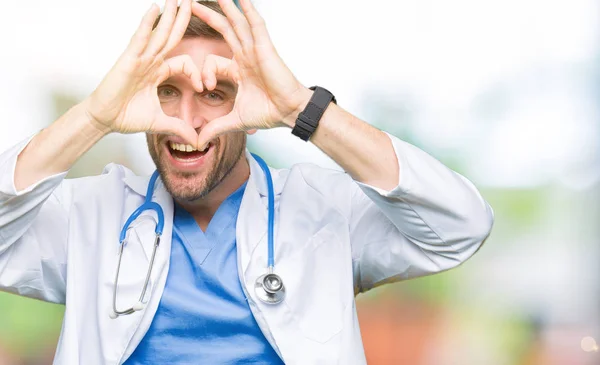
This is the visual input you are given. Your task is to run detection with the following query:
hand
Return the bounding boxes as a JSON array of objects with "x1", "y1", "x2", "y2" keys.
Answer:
[
  {"x1": 84, "y1": 0, "x2": 204, "y2": 147},
  {"x1": 191, "y1": 0, "x2": 311, "y2": 149}
]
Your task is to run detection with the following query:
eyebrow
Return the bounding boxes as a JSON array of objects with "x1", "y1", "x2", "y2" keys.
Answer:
[{"x1": 214, "y1": 79, "x2": 237, "y2": 94}]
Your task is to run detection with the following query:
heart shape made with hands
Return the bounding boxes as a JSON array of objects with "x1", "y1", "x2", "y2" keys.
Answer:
[{"x1": 87, "y1": 0, "x2": 306, "y2": 152}]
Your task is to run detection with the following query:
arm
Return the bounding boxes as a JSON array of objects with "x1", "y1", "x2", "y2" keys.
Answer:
[
  {"x1": 1, "y1": 0, "x2": 201, "y2": 301},
  {"x1": 277, "y1": 86, "x2": 492, "y2": 292},
  {"x1": 16, "y1": 0, "x2": 200, "y2": 191},
  {"x1": 0, "y1": 138, "x2": 71, "y2": 302},
  {"x1": 278, "y1": 90, "x2": 492, "y2": 290},
  {"x1": 347, "y1": 134, "x2": 493, "y2": 293},
  {"x1": 187, "y1": 1, "x2": 392, "y2": 192},
  {"x1": 14, "y1": 103, "x2": 107, "y2": 191},
  {"x1": 287, "y1": 92, "x2": 492, "y2": 291},
  {"x1": 281, "y1": 89, "x2": 399, "y2": 191},
  {"x1": 191, "y1": 0, "x2": 493, "y2": 292}
]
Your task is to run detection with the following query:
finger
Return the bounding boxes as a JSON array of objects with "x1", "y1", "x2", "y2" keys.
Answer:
[
  {"x1": 152, "y1": 115, "x2": 199, "y2": 147},
  {"x1": 191, "y1": 2, "x2": 243, "y2": 54},
  {"x1": 157, "y1": 55, "x2": 204, "y2": 92},
  {"x1": 126, "y1": 4, "x2": 161, "y2": 56},
  {"x1": 161, "y1": 0, "x2": 193, "y2": 55},
  {"x1": 197, "y1": 112, "x2": 241, "y2": 150},
  {"x1": 217, "y1": 0, "x2": 254, "y2": 50},
  {"x1": 146, "y1": 0, "x2": 178, "y2": 56},
  {"x1": 239, "y1": 0, "x2": 273, "y2": 48},
  {"x1": 201, "y1": 55, "x2": 236, "y2": 91}
]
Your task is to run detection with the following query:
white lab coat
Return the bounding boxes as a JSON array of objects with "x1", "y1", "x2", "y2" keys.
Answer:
[{"x1": 0, "y1": 133, "x2": 493, "y2": 364}]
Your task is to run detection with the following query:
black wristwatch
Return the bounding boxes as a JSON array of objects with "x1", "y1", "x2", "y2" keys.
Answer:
[{"x1": 291, "y1": 86, "x2": 337, "y2": 141}]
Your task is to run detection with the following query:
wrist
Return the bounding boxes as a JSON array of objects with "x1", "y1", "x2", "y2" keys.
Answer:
[
  {"x1": 281, "y1": 87, "x2": 313, "y2": 129},
  {"x1": 79, "y1": 98, "x2": 113, "y2": 137},
  {"x1": 288, "y1": 86, "x2": 337, "y2": 142}
]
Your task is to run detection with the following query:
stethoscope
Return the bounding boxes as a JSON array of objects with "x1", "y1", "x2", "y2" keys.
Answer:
[{"x1": 111, "y1": 154, "x2": 285, "y2": 319}]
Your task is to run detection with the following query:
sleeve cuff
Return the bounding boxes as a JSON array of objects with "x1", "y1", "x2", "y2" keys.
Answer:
[{"x1": 0, "y1": 135, "x2": 68, "y2": 197}]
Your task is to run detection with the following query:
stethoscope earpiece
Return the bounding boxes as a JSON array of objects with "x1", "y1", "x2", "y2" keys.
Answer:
[{"x1": 132, "y1": 301, "x2": 145, "y2": 312}]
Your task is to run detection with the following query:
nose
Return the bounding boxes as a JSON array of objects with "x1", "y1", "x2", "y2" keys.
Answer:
[{"x1": 176, "y1": 96, "x2": 207, "y2": 130}]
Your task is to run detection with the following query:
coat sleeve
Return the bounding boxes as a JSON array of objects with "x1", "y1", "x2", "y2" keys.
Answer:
[
  {"x1": 350, "y1": 133, "x2": 494, "y2": 294},
  {"x1": 0, "y1": 137, "x2": 70, "y2": 303}
]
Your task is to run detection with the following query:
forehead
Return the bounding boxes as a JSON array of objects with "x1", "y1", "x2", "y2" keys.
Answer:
[{"x1": 166, "y1": 37, "x2": 233, "y2": 64}]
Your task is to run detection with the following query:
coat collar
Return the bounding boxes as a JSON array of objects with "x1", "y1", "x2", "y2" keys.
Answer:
[
  {"x1": 245, "y1": 150, "x2": 285, "y2": 198},
  {"x1": 122, "y1": 149, "x2": 285, "y2": 200}
]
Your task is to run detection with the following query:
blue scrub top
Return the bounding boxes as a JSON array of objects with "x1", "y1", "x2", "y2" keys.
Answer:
[{"x1": 125, "y1": 182, "x2": 284, "y2": 364}]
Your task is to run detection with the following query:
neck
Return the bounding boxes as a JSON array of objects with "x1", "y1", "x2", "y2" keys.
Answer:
[{"x1": 176, "y1": 153, "x2": 250, "y2": 231}]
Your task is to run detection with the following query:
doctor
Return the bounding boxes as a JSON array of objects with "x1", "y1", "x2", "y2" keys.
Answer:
[{"x1": 0, "y1": 0, "x2": 493, "y2": 363}]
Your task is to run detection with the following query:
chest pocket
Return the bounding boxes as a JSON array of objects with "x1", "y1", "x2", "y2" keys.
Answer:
[{"x1": 278, "y1": 223, "x2": 353, "y2": 344}]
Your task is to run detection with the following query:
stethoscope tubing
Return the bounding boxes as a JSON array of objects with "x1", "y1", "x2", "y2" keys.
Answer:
[
  {"x1": 112, "y1": 154, "x2": 282, "y2": 318},
  {"x1": 251, "y1": 153, "x2": 275, "y2": 269}
]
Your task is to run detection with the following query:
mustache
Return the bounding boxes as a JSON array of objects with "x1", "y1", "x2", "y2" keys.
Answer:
[{"x1": 155, "y1": 132, "x2": 220, "y2": 150}]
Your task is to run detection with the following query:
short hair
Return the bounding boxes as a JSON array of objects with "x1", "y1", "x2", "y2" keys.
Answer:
[{"x1": 153, "y1": 1, "x2": 225, "y2": 40}]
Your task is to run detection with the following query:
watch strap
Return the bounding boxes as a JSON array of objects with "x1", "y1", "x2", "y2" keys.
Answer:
[{"x1": 291, "y1": 86, "x2": 336, "y2": 141}]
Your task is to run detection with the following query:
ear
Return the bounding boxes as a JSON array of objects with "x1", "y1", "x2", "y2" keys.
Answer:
[{"x1": 246, "y1": 129, "x2": 257, "y2": 135}]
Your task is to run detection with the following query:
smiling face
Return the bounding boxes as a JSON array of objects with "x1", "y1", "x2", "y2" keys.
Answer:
[{"x1": 146, "y1": 36, "x2": 247, "y2": 202}]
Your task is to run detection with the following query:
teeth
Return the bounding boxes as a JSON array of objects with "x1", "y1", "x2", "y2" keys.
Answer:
[{"x1": 169, "y1": 142, "x2": 197, "y2": 152}]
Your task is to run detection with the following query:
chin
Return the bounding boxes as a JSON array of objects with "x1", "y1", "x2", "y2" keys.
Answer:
[{"x1": 160, "y1": 164, "x2": 214, "y2": 202}]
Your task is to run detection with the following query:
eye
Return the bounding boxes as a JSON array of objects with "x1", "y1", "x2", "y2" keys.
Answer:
[
  {"x1": 201, "y1": 91, "x2": 227, "y2": 106},
  {"x1": 157, "y1": 86, "x2": 179, "y2": 99},
  {"x1": 204, "y1": 92, "x2": 223, "y2": 101}
]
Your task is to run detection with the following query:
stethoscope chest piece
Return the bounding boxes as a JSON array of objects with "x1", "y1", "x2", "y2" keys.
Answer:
[{"x1": 255, "y1": 272, "x2": 286, "y2": 305}]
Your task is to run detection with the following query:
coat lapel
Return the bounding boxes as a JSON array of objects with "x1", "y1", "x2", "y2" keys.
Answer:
[
  {"x1": 118, "y1": 172, "x2": 174, "y2": 362},
  {"x1": 122, "y1": 173, "x2": 173, "y2": 266}
]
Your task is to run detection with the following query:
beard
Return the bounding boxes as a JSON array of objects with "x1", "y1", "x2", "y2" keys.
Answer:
[{"x1": 146, "y1": 132, "x2": 246, "y2": 202}]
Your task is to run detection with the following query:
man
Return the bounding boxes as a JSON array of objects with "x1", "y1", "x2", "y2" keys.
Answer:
[{"x1": 0, "y1": 0, "x2": 493, "y2": 363}]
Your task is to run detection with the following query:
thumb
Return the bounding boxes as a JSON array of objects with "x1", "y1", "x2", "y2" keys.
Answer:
[
  {"x1": 197, "y1": 111, "x2": 241, "y2": 150},
  {"x1": 151, "y1": 114, "x2": 199, "y2": 147}
]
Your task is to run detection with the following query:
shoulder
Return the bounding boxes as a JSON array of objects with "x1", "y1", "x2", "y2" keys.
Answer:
[
  {"x1": 63, "y1": 163, "x2": 143, "y2": 197},
  {"x1": 67, "y1": 163, "x2": 136, "y2": 184},
  {"x1": 281, "y1": 162, "x2": 358, "y2": 216},
  {"x1": 288, "y1": 162, "x2": 354, "y2": 191}
]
